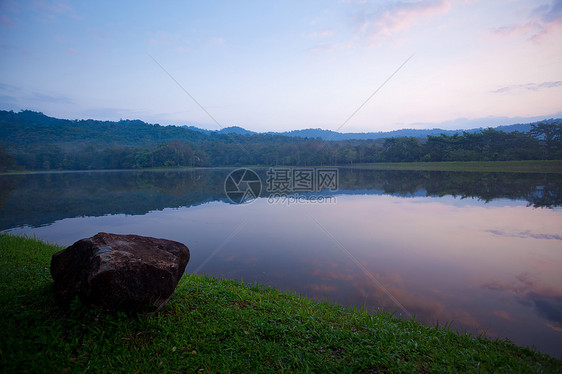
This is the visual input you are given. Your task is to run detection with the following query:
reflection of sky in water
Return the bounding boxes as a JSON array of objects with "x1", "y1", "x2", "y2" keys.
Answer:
[{"x1": 6, "y1": 194, "x2": 562, "y2": 358}]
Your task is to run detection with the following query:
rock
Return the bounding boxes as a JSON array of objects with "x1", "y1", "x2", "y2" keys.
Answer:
[{"x1": 50, "y1": 232, "x2": 190, "y2": 313}]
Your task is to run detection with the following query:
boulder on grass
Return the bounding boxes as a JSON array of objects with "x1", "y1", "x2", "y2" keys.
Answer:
[{"x1": 50, "y1": 232, "x2": 190, "y2": 313}]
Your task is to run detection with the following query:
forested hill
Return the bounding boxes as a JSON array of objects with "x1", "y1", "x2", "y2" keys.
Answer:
[
  {"x1": 0, "y1": 110, "x2": 209, "y2": 148},
  {"x1": 190, "y1": 120, "x2": 555, "y2": 140},
  {"x1": 1, "y1": 110, "x2": 558, "y2": 147},
  {"x1": 0, "y1": 110, "x2": 560, "y2": 171},
  {"x1": 277, "y1": 122, "x2": 545, "y2": 140}
]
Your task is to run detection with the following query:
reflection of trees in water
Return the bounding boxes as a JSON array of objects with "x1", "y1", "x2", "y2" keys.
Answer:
[
  {"x1": 0, "y1": 177, "x2": 17, "y2": 212},
  {"x1": 525, "y1": 179, "x2": 562, "y2": 208},
  {"x1": 0, "y1": 170, "x2": 229, "y2": 230},
  {"x1": 338, "y1": 170, "x2": 562, "y2": 208},
  {"x1": 0, "y1": 169, "x2": 560, "y2": 229}
]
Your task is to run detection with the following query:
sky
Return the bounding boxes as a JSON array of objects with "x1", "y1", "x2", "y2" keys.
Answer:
[{"x1": 0, "y1": 0, "x2": 561, "y2": 133}]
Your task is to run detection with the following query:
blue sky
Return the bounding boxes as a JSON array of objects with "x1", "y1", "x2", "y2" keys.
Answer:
[{"x1": 0, "y1": 0, "x2": 561, "y2": 132}]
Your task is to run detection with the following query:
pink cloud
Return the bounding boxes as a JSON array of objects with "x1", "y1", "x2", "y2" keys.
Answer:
[
  {"x1": 209, "y1": 37, "x2": 226, "y2": 46},
  {"x1": 90, "y1": 29, "x2": 113, "y2": 41},
  {"x1": 357, "y1": 0, "x2": 452, "y2": 40},
  {"x1": 147, "y1": 31, "x2": 190, "y2": 51},
  {"x1": 546, "y1": 322, "x2": 562, "y2": 332},
  {"x1": 492, "y1": 0, "x2": 562, "y2": 40},
  {"x1": 31, "y1": 0, "x2": 78, "y2": 20},
  {"x1": 492, "y1": 310, "x2": 520, "y2": 323},
  {"x1": 482, "y1": 272, "x2": 562, "y2": 329},
  {"x1": 485, "y1": 226, "x2": 562, "y2": 238},
  {"x1": 308, "y1": 283, "x2": 339, "y2": 293},
  {"x1": 493, "y1": 22, "x2": 538, "y2": 38},
  {"x1": 307, "y1": 42, "x2": 354, "y2": 54},
  {"x1": 306, "y1": 30, "x2": 336, "y2": 39},
  {"x1": 0, "y1": 14, "x2": 16, "y2": 27}
]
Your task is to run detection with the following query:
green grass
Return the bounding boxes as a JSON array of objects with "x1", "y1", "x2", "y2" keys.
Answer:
[
  {"x1": 1, "y1": 234, "x2": 560, "y2": 373},
  {"x1": 345, "y1": 160, "x2": 562, "y2": 173}
]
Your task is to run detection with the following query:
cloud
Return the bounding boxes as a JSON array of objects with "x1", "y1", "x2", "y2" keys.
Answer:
[
  {"x1": 546, "y1": 322, "x2": 562, "y2": 332},
  {"x1": 209, "y1": 37, "x2": 226, "y2": 46},
  {"x1": 90, "y1": 29, "x2": 114, "y2": 41},
  {"x1": 482, "y1": 272, "x2": 562, "y2": 329},
  {"x1": 0, "y1": 43, "x2": 33, "y2": 56},
  {"x1": 0, "y1": 83, "x2": 20, "y2": 107},
  {"x1": 31, "y1": 0, "x2": 79, "y2": 20},
  {"x1": 486, "y1": 228, "x2": 562, "y2": 240},
  {"x1": 527, "y1": 292, "x2": 562, "y2": 325},
  {"x1": 345, "y1": 271, "x2": 484, "y2": 330},
  {"x1": 306, "y1": 30, "x2": 336, "y2": 39},
  {"x1": 354, "y1": 0, "x2": 451, "y2": 40},
  {"x1": 492, "y1": 310, "x2": 520, "y2": 323},
  {"x1": 78, "y1": 107, "x2": 145, "y2": 121},
  {"x1": 147, "y1": 30, "x2": 191, "y2": 52},
  {"x1": 307, "y1": 42, "x2": 354, "y2": 54},
  {"x1": 147, "y1": 30, "x2": 174, "y2": 46},
  {"x1": 492, "y1": 0, "x2": 562, "y2": 40},
  {"x1": 491, "y1": 80, "x2": 562, "y2": 94},
  {"x1": 0, "y1": 83, "x2": 74, "y2": 109},
  {"x1": 33, "y1": 0, "x2": 72, "y2": 13},
  {"x1": 29, "y1": 91, "x2": 74, "y2": 105},
  {"x1": 536, "y1": 0, "x2": 562, "y2": 24},
  {"x1": 65, "y1": 48, "x2": 80, "y2": 55},
  {"x1": 0, "y1": 82, "x2": 20, "y2": 92},
  {"x1": 492, "y1": 23, "x2": 536, "y2": 38},
  {"x1": 0, "y1": 14, "x2": 16, "y2": 27},
  {"x1": 308, "y1": 283, "x2": 339, "y2": 293}
]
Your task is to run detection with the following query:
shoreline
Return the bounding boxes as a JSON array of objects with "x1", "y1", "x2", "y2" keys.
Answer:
[
  {"x1": 2, "y1": 160, "x2": 562, "y2": 176},
  {"x1": 1, "y1": 233, "x2": 560, "y2": 372}
]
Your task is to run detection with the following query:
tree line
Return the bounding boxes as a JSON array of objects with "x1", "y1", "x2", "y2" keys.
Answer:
[
  {"x1": 0, "y1": 110, "x2": 560, "y2": 171},
  {"x1": 2, "y1": 169, "x2": 560, "y2": 230}
]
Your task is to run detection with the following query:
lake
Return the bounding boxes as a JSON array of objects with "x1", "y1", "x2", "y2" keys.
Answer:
[{"x1": 1, "y1": 168, "x2": 561, "y2": 358}]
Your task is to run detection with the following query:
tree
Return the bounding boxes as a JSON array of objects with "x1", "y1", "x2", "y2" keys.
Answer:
[
  {"x1": 382, "y1": 137, "x2": 422, "y2": 162},
  {"x1": 530, "y1": 121, "x2": 562, "y2": 159},
  {"x1": 0, "y1": 142, "x2": 15, "y2": 171}
]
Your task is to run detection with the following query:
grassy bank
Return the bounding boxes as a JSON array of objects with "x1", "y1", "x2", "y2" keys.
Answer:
[
  {"x1": 345, "y1": 160, "x2": 562, "y2": 173},
  {"x1": 1, "y1": 234, "x2": 560, "y2": 373}
]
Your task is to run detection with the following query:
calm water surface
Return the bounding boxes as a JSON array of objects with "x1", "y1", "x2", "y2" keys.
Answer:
[{"x1": 1, "y1": 168, "x2": 561, "y2": 357}]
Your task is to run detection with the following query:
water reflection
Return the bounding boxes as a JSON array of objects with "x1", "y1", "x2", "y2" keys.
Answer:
[
  {"x1": 1, "y1": 169, "x2": 561, "y2": 357},
  {"x1": 0, "y1": 169, "x2": 560, "y2": 230}
]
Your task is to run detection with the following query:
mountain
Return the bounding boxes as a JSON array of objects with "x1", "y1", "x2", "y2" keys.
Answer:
[
  {"x1": 185, "y1": 119, "x2": 559, "y2": 141},
  {"x1": 407, "y1": 112, "x2": 562, "y2": 131},
  {"x1": 181, "y1": 125, "x2": 255, "y2": 136},
  {"x1": 0, "y1": 110, "x2": 209, "y2": 148},
  {"x1": 276, "y1": 128, "x2": 461, "y2": 140},
  {"x1": 1, "y1": 110, "x2": 559, "y2": 147},
  {"x1": 218, "y1": 126, "x2": 256, "y2": 135},
  {"x1": 274, "y1": 121, "x2": 562, "y2": 140},
  {"x1": 1, "y1": 109, "x2": 559, "y2": 171}
]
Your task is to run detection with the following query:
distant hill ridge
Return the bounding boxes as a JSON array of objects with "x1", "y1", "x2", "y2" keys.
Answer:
[
  {"x1": 188, "y1": 119, "x2": 559, "y2": 140},
  {"x1": 1, "y1": 109, "x2": 560, "y2": 171},
  {"x1": 1, "y1": 110, "x2": 560, "y2": 146}
]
